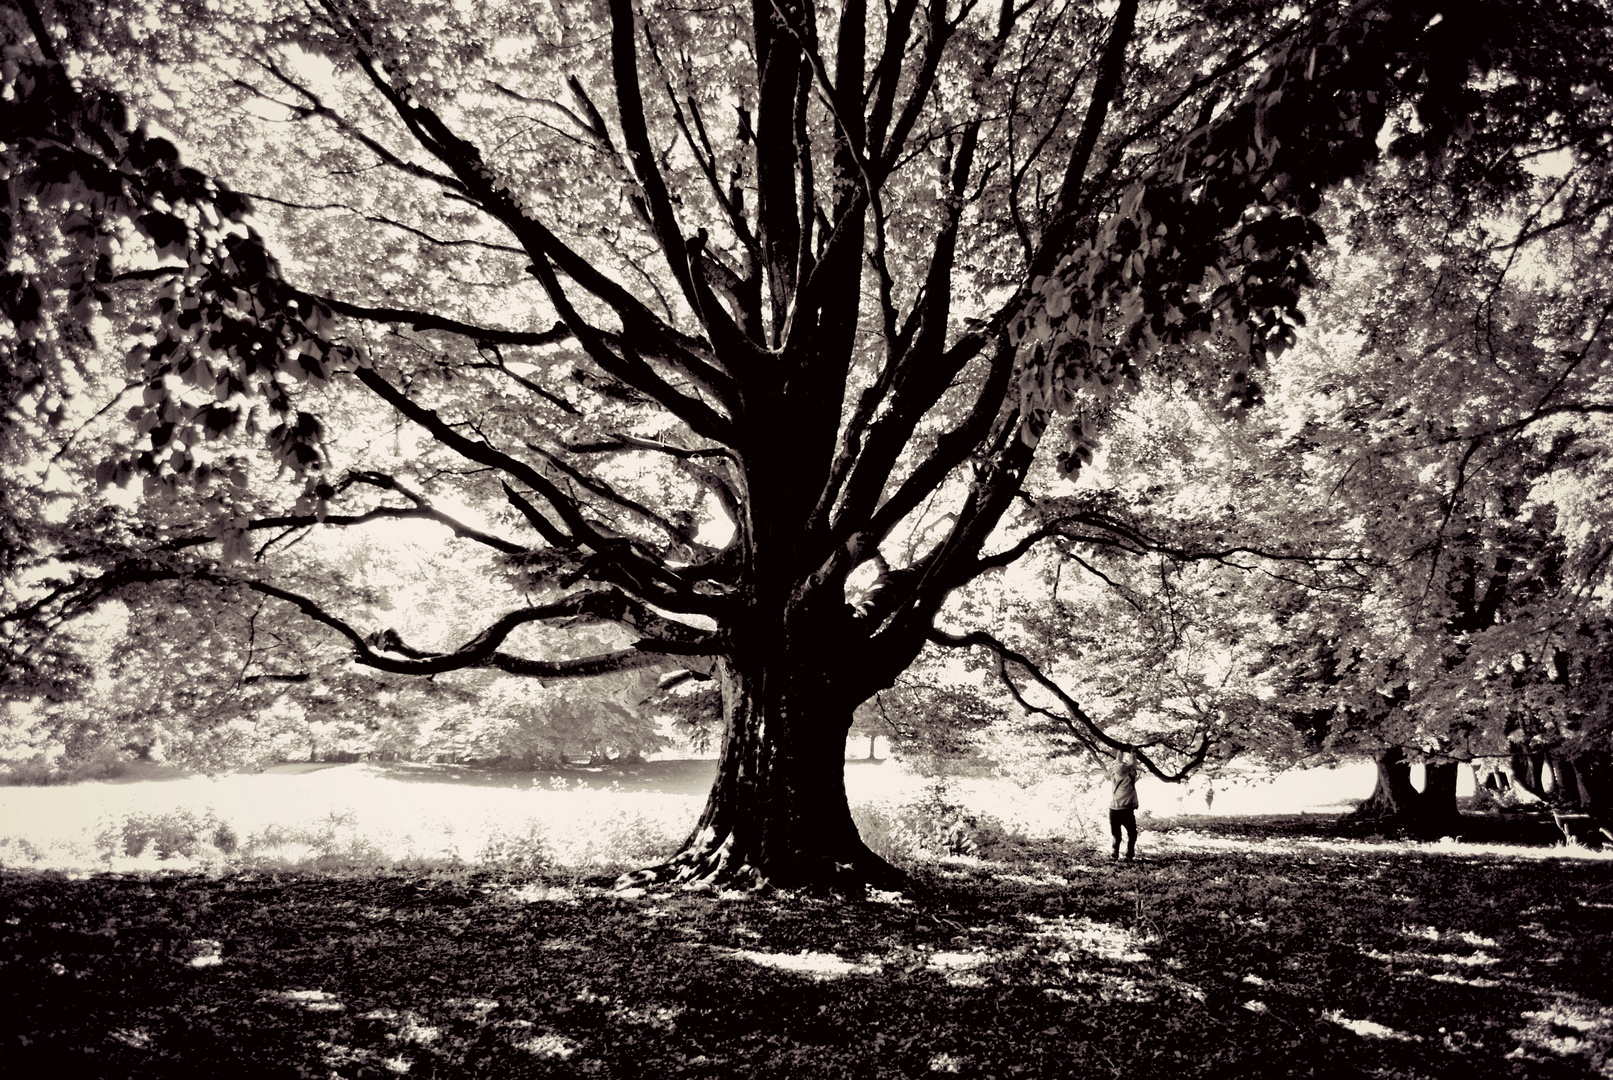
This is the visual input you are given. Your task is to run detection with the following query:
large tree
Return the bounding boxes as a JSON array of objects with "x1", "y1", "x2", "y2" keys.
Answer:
[
  {"x1": 1292, "y1": 152, "x2": 1613, "y2": 834},
  {"x1": 4, "y1": 0, "x2": 1611, "y2": 885},
  {"x1": 1032, "y1": 148, "x2": 1613, "y2": 837}
]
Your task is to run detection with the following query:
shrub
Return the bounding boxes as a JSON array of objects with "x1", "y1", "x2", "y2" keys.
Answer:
[
  {"x1": 0, "y1": 752, "x2": 129, "y2": 786},
  {"x1": 854, "y1": 781, "x2": 1009, "y2": 863},
  {"x1": 478, "y1": 824, "x2": 552, "y2": 871},
  {"x1": 110, "y1": 809, "x2": 231, "y2": 860},
  {"x1": 240, "y1": 810, "x2": 391, "y2": 868},
  {"x1": 212, "y1": 821, "x2": 239, "y2": 855}
]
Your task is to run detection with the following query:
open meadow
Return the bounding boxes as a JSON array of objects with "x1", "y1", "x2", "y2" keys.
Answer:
[
  {"x1": 0, "y1": 756, "x2": 1375, "y2": 876},
  {"x1": 2, "y1": 761, "x2": 1611, "y2": 1078}
]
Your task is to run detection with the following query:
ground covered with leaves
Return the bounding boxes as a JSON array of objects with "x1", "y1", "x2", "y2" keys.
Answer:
[{"x1": 3, "y1": 828, "x2": 1611, "y2": 1079}]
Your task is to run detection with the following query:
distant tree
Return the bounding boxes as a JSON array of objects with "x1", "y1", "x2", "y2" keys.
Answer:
[
  {"x1": 3, "y1": 0, "x2": 1611, "y2": 885},
  {"x1": 1296, "y1": 155, "x2": 1613, "y2": 834},
  {"x1": 1070, "y1": 152, "x2": 1613, "y2": 836}
]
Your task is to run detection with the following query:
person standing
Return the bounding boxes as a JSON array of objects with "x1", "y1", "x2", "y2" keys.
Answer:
[{"x1": 1109, "y1": 748, "x2": 1139, "y2": 861}]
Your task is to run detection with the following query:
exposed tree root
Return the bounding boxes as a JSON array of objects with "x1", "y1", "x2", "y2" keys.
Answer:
[{"x1": 616, "y1": 827, "x2": 913, "y2": 896}]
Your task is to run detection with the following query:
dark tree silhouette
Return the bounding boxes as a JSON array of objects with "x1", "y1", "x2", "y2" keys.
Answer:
[{"x1": 3, "y1": 0, "x2": 1610, "y2": 884}]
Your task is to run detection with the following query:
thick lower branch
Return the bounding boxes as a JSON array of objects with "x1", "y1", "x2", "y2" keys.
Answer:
[{"x1": 238, "y1": 576, "x2": 717, "y2": 676}]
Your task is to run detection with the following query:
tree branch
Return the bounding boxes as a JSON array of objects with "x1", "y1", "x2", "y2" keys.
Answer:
[
  {"x1": 928, "y1": 627, "x2": 1209, "y2": 781},
  {"x1": 243, "y1": 577, "x2": 718, "y2": 676},
  {"x1": 350, "y1": 364, "x2": 715, "y2": 611}
]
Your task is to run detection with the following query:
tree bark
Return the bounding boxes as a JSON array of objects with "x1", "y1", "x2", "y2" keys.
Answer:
[
  {"x1": 622, "y1": 657, "x2": 907, "y2": 891},
  {"x1": 1354, "y1": 748, "x2": 1463, "y2": 838},
  {"x1": 1421, "y1": 761, "x2": 1461, "y2": 832},
  {"x1": 1573, "y1": 752, "x2": 1608, "y2": 816},
  {"x1": 1510, "y1": 749, "x2": 1608, "y2": 815},
  {"x1": 1554, "y1": 755, "x2": 1583, "y2": 806}
]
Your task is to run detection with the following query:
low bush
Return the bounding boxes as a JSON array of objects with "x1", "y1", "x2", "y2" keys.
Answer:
[
  {"x1": 107, "y1": 809, "x2": 234, "y2": 860},
  {"x1": 854, "y1": 780, "x2": 1011, "y2": 863},
  {"x1": 477, "y1": 824, "x2": 552, "y2": 872},
  {"x1": 0, "y1": 752, "x2": 129, "y2": 786}
]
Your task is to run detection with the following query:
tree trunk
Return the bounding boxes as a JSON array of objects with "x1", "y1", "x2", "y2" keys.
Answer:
[
  {"x1": 1354, "y1": 748, "x2": 1463, "y2": 838},
  {"x1": 1422, "y1": 761, "x2": 1461, "y2": 833},
  {"x1": 1511, "y1": 749, "x2": 1550, "y2": 799},
  {"x1": 1357, "y1": 747, "x2": 1421, "y2": 819},
  {"x1": 1573, "y1": 751, "x2": 1608, "y2": 816},
  {"x1": 622, "y1": 657, "x2": 906, "y2": 891},
  {"x1": 1510, "y1": 749, "x2": 1608, "y2": 814},
  {"x1": 1554, "y1": 755, "x2": 1583, "y2": 806}
]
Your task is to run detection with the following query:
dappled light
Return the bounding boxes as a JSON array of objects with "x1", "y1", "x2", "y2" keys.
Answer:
[
  {"x1": 5, "y1": 830, "x2": 1610, "y2": 1076},
  {"x1": 0, "y1": 0, "x2": 1610, "y2": 1070},
  {"x1": 717, "y1": 948, "x2": 880, "y2": 980}
]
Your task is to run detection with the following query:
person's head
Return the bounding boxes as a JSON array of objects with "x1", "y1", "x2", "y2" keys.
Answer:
[{"x1": 1117, "y1": 748, "x2": 1134, "y2": 765}]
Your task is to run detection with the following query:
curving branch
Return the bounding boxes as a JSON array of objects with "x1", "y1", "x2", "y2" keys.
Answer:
[
  {"x1": 564, "y1": 432, "x2": 735, "y2": 462},
  {"x1": 965, "y1": 508, "x2": 1371, "y2": 583},
  {"x1": 517, "y1": 250, "x2": 739, "y2": 445},
  {"x1": 240, "y1": 578, "x2": 718, "y2": 676},
  {"x1": 318, "y1": 0, "x2": 743, "y2": 418},
  {"x1": 350, "y1": 364, "x2": 720, "y2": 613},
  {"x1": 832, "y1": 336, "x2": 1017, "y2": 568},
  {"x1": 235, "y1": 189, "x2": 528, "y2": 255},
  {"x1": 928, "y1": 627, "x2": 1210, "y2": 781},
  {"x1": 523, "y1": 440, "x2": 698, "y2": 550},
  {"x1": 112, "y1": 264, "x2": 574, "y2": 351},
  {"x1": 243, "y1": 52, "x2": 471, "y2": 197},
  {"x1": 140, "y1": 472, "x2": 526, "y2": 557},
  {"x1": 607, "y1": 0, "x2": 701, "y2": 312}
]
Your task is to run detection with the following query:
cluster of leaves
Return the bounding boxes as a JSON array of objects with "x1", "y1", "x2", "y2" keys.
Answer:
[
  {"x1": 926, "y1": 69, "x2": 1613, "y2": 794},
  {"x1": 0, "y1": 7, "x2": 334, "y2": 507},
  {"x1": 1018, "y1": 0, "x2": 1613, "y2": 475}
]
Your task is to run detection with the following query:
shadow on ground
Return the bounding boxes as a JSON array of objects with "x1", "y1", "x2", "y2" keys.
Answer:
[{"x1": 3, "y1": 831, "x2": 1610, "y2": 1078}]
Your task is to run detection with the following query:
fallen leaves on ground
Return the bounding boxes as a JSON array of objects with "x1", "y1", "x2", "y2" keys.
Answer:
[{"x1": 2, "y1": 834, "x2": 1610, "y2": 1078}]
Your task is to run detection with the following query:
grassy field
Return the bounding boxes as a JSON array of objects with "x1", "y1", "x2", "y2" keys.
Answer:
[
  {"x1": 2, "y1": 760, "x2": 1609, "y2": 1077},
  {"x1": 0, "y1": 756, "x2": 1375, "y2": 874}
]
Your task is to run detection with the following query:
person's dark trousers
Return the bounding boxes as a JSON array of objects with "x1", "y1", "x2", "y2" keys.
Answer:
[{"x1": 1109, "y1": 808, "x2": 1137, "y2": 859}]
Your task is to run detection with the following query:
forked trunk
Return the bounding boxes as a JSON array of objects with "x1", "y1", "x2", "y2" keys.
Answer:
[
  {"x1": 622, "y1": 658, "x2": 907, "y2": 891},
  {"x1": 1510, "y1": 750, "x2": 1609, "y2": 820},
  {"x1": 1354, "y1": 748, "x2": 1462, "y2": 838}
]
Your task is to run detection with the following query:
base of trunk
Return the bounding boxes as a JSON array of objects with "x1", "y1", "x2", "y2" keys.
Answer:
[
  {"x1": 1351, "y1": 749, "x2": 1462, "y2": 839},
  {"x1": 617, "y1": 659, "x2": 916, "y2": 894},
  {"x1": 619, "y1": 825, "x2": 911, "y2": 893}
]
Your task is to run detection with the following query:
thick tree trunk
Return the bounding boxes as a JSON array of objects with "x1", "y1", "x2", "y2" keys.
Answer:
[
  {"x1": 622, "y1": 658, "x2": 906, "y2": 891},
  {"x1": 1354, "y1": 749, "x2": 1463, "y2": 838},
  {"x1": 1555, "y1": 756, "x2": 1583, "y2": 806},
  {"x1": 1573, "y1": 752, "x2": 1608, "y2": 816},
  {"x1": 1422, "y1": 761, "x2": 1461, "y2": 831},
  {"x1": 1358, "y1": 747, "x2": 1420, "y2": 819}
]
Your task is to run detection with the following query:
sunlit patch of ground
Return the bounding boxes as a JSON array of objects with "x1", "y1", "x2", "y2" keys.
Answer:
[
  {"x1": 1324, "y1": 1011, "x2": 1421, "y2": 1041},
  {"x1": 717, "y1": 947, "x2": 881, "y2": 979}
]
